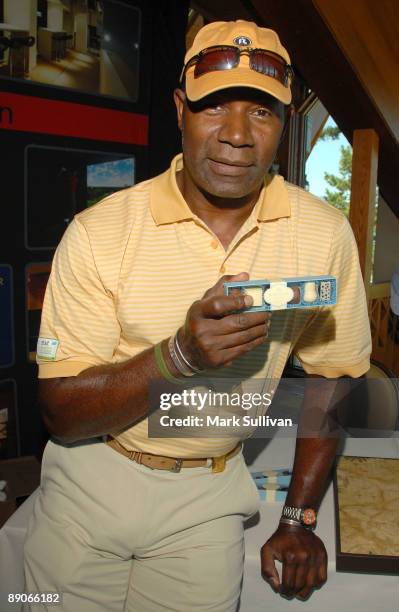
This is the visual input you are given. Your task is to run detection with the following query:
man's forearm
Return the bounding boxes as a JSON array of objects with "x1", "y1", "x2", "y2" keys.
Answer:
[
  {"x1": 285, "y1": 437, "x2": 339, "y2": 509},
  {"x1": 39, "y1": 340, "x2": 178, "y2": 443},
  {"x1": 285, "y1": 376, "x2": 345, "y2": 509}
]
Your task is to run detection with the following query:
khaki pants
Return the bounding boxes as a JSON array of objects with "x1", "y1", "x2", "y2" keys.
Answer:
[{"x1": 23, "y1": 438, "x2": 260, "y2": 611}]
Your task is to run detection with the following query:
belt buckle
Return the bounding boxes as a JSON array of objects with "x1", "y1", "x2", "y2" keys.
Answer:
[
  {"x1": 212, "y1": 454, "x2": 226, "y2": 473},
  {"x1": 170, "y1": 458, "x2": 183, "y2": 473}
]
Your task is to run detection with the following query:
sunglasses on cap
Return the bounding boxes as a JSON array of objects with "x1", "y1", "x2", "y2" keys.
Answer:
[{"x1": 182, "y1": 45, "x2": 293, "y2": 87}]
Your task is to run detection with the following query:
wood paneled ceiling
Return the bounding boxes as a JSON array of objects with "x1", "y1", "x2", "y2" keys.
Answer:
[
  {"x1": 314, "y1": 0, "x2": 399, "y2": 144},
  {"x1": 192, "y1": 0, "x2": 399, "y2": 217}
]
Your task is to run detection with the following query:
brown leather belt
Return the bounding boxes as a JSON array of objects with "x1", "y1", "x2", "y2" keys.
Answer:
[{"x1": 105, "y1": 436, "x2": 242, "y2": 473}]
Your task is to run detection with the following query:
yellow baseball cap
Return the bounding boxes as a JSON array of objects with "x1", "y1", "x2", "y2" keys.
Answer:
[{"x1": 183, "y1": 20, "x2": 292, "y2": 104}]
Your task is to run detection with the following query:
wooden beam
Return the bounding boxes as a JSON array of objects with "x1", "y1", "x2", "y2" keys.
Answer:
[{"x1": 349, "y1": 129, "x2": 379, "y2": 293}]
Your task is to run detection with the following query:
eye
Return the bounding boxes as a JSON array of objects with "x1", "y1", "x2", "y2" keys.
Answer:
[
  {"x1": 204, "y1": 103, "x2": 224, "y2": 114},
  {"x1": 252, "y1": 107, "x2": 272, "y2": 118}
]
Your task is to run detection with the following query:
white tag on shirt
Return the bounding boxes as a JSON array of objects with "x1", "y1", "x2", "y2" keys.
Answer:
[{"x1": 37, "y1": 337, "x2": 59, "y2": 360}]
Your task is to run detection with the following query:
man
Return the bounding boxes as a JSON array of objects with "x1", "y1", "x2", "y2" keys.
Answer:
[{"x1": 24, "y1": 20, "x2": 371, "y2": 611}]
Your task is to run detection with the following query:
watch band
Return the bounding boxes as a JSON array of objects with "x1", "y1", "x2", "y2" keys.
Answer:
[{"x1": 282, "y1": 505, "x2": 302, "y2": 522}]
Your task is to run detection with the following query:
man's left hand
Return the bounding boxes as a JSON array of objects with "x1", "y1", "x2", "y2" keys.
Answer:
[{"x1": 260, "y1": 524, "x2": 327, "y2": 600}]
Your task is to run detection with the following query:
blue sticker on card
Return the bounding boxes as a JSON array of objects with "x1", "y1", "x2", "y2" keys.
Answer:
[{"x1": 0, "y1": 265, "x2": 14, "y2": 367}]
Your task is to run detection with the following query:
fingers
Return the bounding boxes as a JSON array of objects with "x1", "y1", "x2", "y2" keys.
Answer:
[
  {"x1": 202, "y1": 272, "x2": 249, "y2": 299},
  {"x1": 201, "y1": 293, "x2": 271, "y2": 326},
  {"x1": 203, "y1": 295, "x2": 247, "y2": 318},
  {"x1": 185, "y1": 309, "x2": 271, "y2": 368},
  {"x1": 280, "y1": 553, "x2": 297, "y2": 598},
  {"x1": 183, "y1": 272, "x2": 272, "y2": 369},
  {"x1": 295, "y1": 565, "x2": 317, "y2": 600},
  {"x1": 295, "y1": 559, "x2": 327, "y2": 600},
  {"x1": 214, "y1": 321, "x2": 270, "y2": 350},
  {"x1": 220, "y1": 311, "x2": 271, "y2": 335},
  {"x1": 315, "y1": 550, "x2": 327, "y2": 590},
  {"x1": 261, "y1": 530, "x2": 327, "y2": 601},
  {"x1": 196, "y1": 333, "x2": 267, "y2": 369},
  {"x1": 281, "y1": 548, "x2": 327, "y2": 600},
  {"x1": 293, "y1": 561, "x2": 308, "y2": 593},
  {"x1": 200, "y1": 292, "x2": 252, "y2": 318},
  {"x1": 261, "y1": 545, "x2": 281, "y2": 592}
]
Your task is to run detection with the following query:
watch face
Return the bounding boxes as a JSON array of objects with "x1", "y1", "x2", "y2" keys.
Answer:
[{"x1": 302, "y1": 508, "x2": 317, "y2": 526}]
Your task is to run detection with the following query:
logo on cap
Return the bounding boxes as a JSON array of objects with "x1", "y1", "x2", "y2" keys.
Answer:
[{"x1": 233, "y1": 36, "x2": 252, "y2": 46}]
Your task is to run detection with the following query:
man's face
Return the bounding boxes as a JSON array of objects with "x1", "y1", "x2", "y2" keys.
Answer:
[{"x1": 174, "y1": 87, "x2": 286, "y2": 200}]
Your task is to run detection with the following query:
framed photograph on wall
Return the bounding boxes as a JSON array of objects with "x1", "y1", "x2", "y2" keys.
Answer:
[
  {"x1": 25, "y1": 144, "x2": 135, "y2": 250},
  {"x1": 0, "y1": 0, "x2": 141, "y2": 103}
]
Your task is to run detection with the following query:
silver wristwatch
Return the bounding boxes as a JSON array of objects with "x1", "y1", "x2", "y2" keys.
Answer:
[{"x1": 280, "y1": 505, "x2": 317, "y2": 529}]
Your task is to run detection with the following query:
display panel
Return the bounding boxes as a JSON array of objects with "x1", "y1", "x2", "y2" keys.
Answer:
[
  {"x1": 25, "y1": 144, "x2": 135, "y2": 250},
  {"x1": 0, "y1": 379, "x2": 19, "y2": 459},
  {"x1": 26, "y1": 262, "x2": 51, "y2": 363},
  {"x1": 0, "y1": 0, "x2": 140, "y2": 102},
  {"x1": 0, "y1": 264, "x2": 14, "y2": 368}
]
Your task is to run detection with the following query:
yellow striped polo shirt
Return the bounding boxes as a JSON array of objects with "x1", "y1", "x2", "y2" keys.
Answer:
[{"x1": 37, "y1": 153, "x2": 371, "y2": 457}]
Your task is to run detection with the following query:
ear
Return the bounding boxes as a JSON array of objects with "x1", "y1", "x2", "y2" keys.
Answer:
[{"x1": 173, "y1": 88, "x2": 186, "y2": 131}]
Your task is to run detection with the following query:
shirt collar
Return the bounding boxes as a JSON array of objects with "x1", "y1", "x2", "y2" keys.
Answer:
[{"x1": 150, "y1": 153, "x2": 291, "y2": 225}]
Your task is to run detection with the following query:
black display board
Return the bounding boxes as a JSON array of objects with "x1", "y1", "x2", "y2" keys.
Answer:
[{"x1": 0, "y1": 0, "x2": 189, "y2": 457}]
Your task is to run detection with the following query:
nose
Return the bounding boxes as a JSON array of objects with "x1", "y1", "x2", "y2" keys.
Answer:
[{"x1": 217, "y1": 108, "x2": 254, "y2": 148}]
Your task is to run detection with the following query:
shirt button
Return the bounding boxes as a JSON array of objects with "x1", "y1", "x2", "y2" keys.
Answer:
[
  {"x1": 210, "y1": 239, "x2": 218, "y2": 249},
  {"x1": 220, "y1": 265, "x2": 226, "y2": 273}
]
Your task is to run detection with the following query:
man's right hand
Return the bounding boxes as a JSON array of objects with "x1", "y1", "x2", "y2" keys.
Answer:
[
  {"x1": 178, "y1": 272, "x2": 271, "y2": 370},
  {"x1": 39, "y1": 273, "x2": 270, "y2": 442}
]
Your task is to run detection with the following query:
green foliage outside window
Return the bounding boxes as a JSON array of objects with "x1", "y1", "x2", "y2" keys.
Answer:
[{"x1": 319, "y1": 126, "x2": 352, "y2": 216}]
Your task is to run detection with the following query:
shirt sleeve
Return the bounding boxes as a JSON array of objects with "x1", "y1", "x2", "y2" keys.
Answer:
[
  {"x1": 294, "y1": 215, "x2": 371, "y2": 378},
  {"x1": 37, "y1": 216, "x2": 121, "y2": 378}
]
